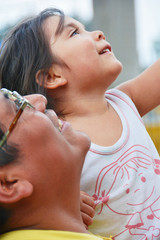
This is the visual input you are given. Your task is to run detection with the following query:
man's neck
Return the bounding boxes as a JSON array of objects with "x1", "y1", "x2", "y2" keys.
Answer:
[
  {"x1": 11, "y1": 194, "x2": 88, "y2": 234},
  {"x1": 22, "y1": 209, "x2": 88, "y2": 234}
]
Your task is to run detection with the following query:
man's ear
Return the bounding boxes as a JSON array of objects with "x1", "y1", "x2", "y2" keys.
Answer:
[
  {"x1": 36, "y1": 67, "x2": 67, "y2": 90},
  {"x1": 0, "y1": 173, "x2": 33, "y2": 204}
]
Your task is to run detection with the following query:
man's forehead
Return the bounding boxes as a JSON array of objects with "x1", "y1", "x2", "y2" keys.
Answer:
[
  {"x1": 0, "y1": 93, "x2": 13, "y2": 134},
  {"x1": 0, "y1": 91, "x2": 20, "y2": 118},
  {"x1": 0, "y1": 92, "x2": 15, "y2": 109},
  {"x1": 0, "y1": 92, "x2": 8, "y2": 104},
  {"x1": 0, "y1": 92, "x2": 16, "y2": 119}
]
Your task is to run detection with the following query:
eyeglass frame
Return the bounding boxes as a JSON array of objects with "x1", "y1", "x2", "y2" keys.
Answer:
[{"x1": 0, "y1": 88, "x2": 35, "y2": 148}]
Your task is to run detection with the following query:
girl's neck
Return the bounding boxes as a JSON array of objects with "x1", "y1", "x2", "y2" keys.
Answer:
[{"x1": 59, "y1": 92, "x2": 109, "y2": 119}]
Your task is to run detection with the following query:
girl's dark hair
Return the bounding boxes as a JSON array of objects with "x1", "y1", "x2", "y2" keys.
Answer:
[
  {"x1": 0, "y1": 127, "x2": 19, "y2": 234},
  {"x1": 0, "y1": 8, "x2": 65, "y2": 98}
]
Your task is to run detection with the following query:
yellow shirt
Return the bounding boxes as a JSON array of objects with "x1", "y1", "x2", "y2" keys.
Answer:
[{"x1": 1, "y1": 229, "x2": 112, "y2": 240}]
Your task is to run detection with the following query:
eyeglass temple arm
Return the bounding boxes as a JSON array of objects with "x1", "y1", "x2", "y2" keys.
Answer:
[{"x1": 0, "y1": 101, "x2": 27, "y2": 148}]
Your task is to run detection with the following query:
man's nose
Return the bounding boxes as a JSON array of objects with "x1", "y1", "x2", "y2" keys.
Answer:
[{"x1": 25, "y1": 94, "x2": 47, "y2": 112}]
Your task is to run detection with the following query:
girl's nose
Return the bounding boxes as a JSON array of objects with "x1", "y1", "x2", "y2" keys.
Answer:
[
  {"x1": 92, "y1": 30, "x2": 105, "y2": 41},
  {"x1": 25, "y1": 94, "x2": 47, "y2": 113}
]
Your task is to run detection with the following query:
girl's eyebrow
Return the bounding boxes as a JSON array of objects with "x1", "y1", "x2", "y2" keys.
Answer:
[{"x1": 63, "y1": 22, "x2": 85, "y2": 31}]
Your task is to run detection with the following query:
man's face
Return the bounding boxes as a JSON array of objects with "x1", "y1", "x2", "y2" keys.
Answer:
[{"x1": 0, "y1": 92, "x2": 90, "y2": 197}]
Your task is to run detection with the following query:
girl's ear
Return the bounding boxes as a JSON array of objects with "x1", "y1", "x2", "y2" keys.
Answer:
[
  {"x1": 36, "y1": 68, "x2": 67, "y2": 90},
  {"x1": 0, "y1": 173, "x2": 33, "y2": 204}
]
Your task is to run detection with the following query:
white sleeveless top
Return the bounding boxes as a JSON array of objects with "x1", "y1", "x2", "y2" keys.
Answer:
[{"x1": 80, "y1": 89, "x2": 160, "y2": 240}]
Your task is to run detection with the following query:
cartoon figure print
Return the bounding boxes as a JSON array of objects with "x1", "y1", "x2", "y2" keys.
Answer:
[{"x1": 93, "y1": 144, "x2": 160, "y2": 240}]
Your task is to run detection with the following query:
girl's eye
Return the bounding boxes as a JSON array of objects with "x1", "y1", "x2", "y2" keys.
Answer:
[{"x1": 71, "y1": 28, "x2": 79, "y2": 37}]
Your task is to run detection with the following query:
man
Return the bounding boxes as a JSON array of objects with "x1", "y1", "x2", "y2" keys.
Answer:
[{"x1": 0, "y1": 89, "x2": 112, "y2": 240}]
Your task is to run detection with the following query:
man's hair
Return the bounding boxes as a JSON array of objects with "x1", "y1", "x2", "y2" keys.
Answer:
[
  {"x1": 0, "y1": 8, "x2": 65, "y2": 98},
  {"x1": 0, "y1": 127, "x2": 19, "y2": 234}
]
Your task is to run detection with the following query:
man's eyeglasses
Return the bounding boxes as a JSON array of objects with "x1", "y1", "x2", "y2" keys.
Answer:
[{"x1": 0, "y1": 88, "x2": 34, "y2": 148}]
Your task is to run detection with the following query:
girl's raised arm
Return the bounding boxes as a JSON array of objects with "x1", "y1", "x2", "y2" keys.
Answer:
[{"x1": 117, "y1": 58, "x2": 160, "y2": 117}]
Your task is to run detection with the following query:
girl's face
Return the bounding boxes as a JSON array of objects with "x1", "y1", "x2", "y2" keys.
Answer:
[{"x1": 43, "y1": 15, "x2": 122, "y2": 93}]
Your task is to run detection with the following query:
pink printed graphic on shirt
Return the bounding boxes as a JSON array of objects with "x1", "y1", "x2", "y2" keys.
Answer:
[{"x1": 93, "y1": 145, "x2": 160, "y2": 239}]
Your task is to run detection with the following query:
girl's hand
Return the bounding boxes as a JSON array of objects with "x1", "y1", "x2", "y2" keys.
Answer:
[{"x1": 80, "y1": 191, "x2": 95, "y2": 229}]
